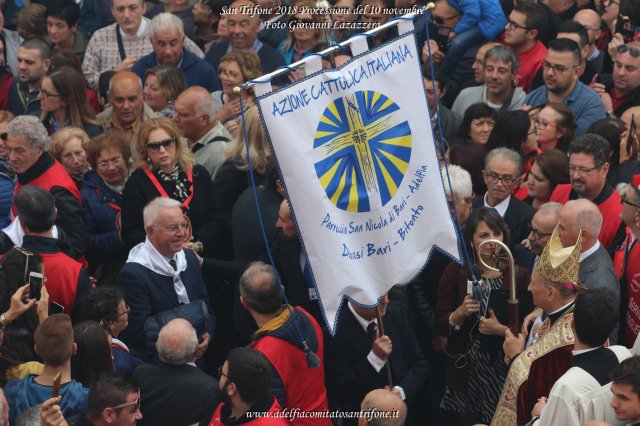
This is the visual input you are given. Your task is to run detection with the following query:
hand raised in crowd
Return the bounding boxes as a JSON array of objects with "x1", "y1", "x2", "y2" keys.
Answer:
[
  {"x1": 195, "y1": 332, "x2": 210, "y2": 359},
  {"x1": 620, "y1": 129, "x2": 639, "y2": 162},
  {"x1": 114, "y1": 56, "x2": 138, "y2": 72},
  {"x1": 456, "y1": 294, "x2": 481, "y2": 320},
  {"x1": 503, "y1": 328, "x2": 525, "y2": 364},
  {"x1": 289, "y1": 69, "x2": 305, "y2": 83},
  {"x1": 372, "y1": 334, "x2": 393, "y2": 360},
  {"x1": 608, "y1": 33, "x2": 625, "y2": 61},
  {"x1": 40, "y1": 396, "x2": 69, "y2": 426},
  {"x1": 36, "y1": 285, "x2": 50, "y2": 325},
  {"x1": 422, "y1": 40, "x2": 444, "y2": 65},
  {"x1": 531, "y1": 396, "x2": 548, "y2": 417},
  {"x1": 521, "y1": 307, "x2": 543, "y2": 336},
  {"x1": 216, "y1": 97, "x2": 254, "y2": 125},
  {"x1": 479, "y1": 308, "x2": 507, "y2": 336},
  {"x1": 5, "y1": 284, "x2": 37, "y2": 324}
]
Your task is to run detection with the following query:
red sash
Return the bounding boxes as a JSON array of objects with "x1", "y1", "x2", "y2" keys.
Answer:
[{"x1": 143, "y1": 167, "x2": 194, "y2": 210}]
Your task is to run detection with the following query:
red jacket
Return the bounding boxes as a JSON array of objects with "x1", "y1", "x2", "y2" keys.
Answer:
[
  {"x1": 208, "y1": 398, "x2": 289, "y2": 426},
  {"x1": 550, "y1": 184, "x2": 623, "y2": 250}
]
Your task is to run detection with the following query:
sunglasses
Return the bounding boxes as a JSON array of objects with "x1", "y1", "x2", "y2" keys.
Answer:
[
  {"x1": 145, "y1": 137, "x2": 176, "y2": 152},
  {"x1": 109, "y1": 392, "x2": 141, "y2": 411},
  {"x1": 432, "y1": 13, "x2": 459, "y2": 26},
  {"x1": 618, "y1": 45, "x2": 640, "y2": 58}
]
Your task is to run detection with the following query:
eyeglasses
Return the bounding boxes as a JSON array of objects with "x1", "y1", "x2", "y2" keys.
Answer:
[
  {"x1": 145, "y1": 137, "x2": 176, "y2": 152},
  {"x1": 117, "y1": 304, "x2": 130, "y2": 317},
  {"x1": 542, "y1": 61, "x2": 579, "y2": 74},
  {"x1": 109, "y1": 392, "x2": 141, "y2": 411},
  {"x1": 507, "y1": 20, "x2": 531, "y2": 30},
  {"x1": 534, "y1": 119, "x2": 557, "y2": 130},
  {"x1": 617, "y1": 44, "x2": 640, "y2": 58},
  {"x1": 40, "y1": 89, "x2": 62, "y2": 99},
  {"x1": 529, "y1": 225, "x2": 552, "y2": 240},
  {"x1": 473, "y1": 58, "x2": 484, "y2": 67},
  {"x1": 569, "y1": 163, "x2": 604, "y2": 176},
  {"x1": 621, "y1": 192, "x2": 640, "y2": 209},
  {"x1": 485, "y1": 172, "x2": 515, "y2": 185},
  {"x1": 217, "y1": 366, "x2": 231, "y2": 380},
  {"x1": 154, "y1": 222, "x2": 189, "y2": 234},
  {"x1": 288, "y1": 17, "x2": 314, "y2": 25},
  {"x1": 432, "y1": 13, "x2": 459, "y2": 26},
  {"x1": 96, "y1": 156, "x2": 124, "y2": 170}
]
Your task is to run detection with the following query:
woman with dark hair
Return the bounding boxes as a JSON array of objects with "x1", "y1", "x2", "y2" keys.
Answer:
[
  {"x1": 39, "y1": 66, "x2": 102, "y2": 137},
  {"x1": 50, "y1": 51, "x2": 100, "y2": 113},
  {"x1": 436, "y1": 207, "x2": 531, "y2": 424},
  {"x1": 525, "y1": 149, "x2": 570, "y2": 210},
  {"x1": 461, "y1": 103, "x2": 498, "y2": 145},
  {"x1": 447, "y1": 139, "x2": 487, "y2": 196},
  {"x1": 0, "y1": 248, "x2": 50, "y2": 385},
  {"x1": 534, "y1": 103, "x2": 575, "y2": 153},
  {"x1": 0, "y1": 33, "x2": 14, "y2": 110},
  {"x1": 71, "y1": 321, "x2": 114, "y2": 388},
  {"x1": 79, "y1": 287, "x2": 143, "y2": 376},
  {"x1": 81, "y1": 133, "x2": 132, "y2": 281},
  {"x1": 588, "y1": 117, "x2": 640, "y2": 187}
]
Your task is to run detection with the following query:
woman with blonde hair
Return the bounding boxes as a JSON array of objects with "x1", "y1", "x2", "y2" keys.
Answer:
[
  {"x1": 121, "y1": 118, "x2": 218, "y2": 255},
  {"x1": 143, "y1": 65, "x2": 187, "y2": 118},
  {"x1": 210, "y1": 106, "x2": 272, "y2": 258},
  {"x1": 50, "y1": 127, "x2": 91, "y2": 189},
  {"x1": 278, "y1": 0, "x2": 331, "y2": 65},
  {"x1": 212, "y1": 49, "x2": 262, "y2": 135}
]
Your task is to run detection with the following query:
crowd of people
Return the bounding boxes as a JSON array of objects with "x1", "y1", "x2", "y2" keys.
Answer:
[{"x1": 0, "y1": 0, "x2": 638, "y2": 424}]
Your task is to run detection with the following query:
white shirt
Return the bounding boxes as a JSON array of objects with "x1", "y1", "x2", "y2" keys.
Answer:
[
  {"x1": 579, "y1": 240, "x2": 601, "y2": 263},
  {"x1": 484, "y1": 193, "x2": 511, "y2": 218}
]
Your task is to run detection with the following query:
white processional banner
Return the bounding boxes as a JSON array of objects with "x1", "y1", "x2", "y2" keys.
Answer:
[{"x1": 256, "y1": 31, "x2": 460, "y2": 332}]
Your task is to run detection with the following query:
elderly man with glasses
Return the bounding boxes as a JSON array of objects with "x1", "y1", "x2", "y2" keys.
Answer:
[
  {"x1": 117, "y1": 197, "x2": 214, "y2": 362},
  {"x1": 471, "y1": 147, "x2": 535, "y2": 249},
  {"x1": 513, "y1": 202, "x2": 562, "y2": 274},
  {"x1": 550, "y1": 134, "x2": 625, "y2": 254},
  {"x1": 591, "y1": 41, "x2": 640, "y2": 118}
]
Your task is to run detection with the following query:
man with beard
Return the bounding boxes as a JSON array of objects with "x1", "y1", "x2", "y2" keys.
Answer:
[
  {"x1": 209, "y1": 347, "x2": 289, "y2": 425},
  {"x1": 8, "y1": 38, "x2": 51, "y2": 117},
  {"x1": 513, "y1": 202, "x2": 561, "y2": 273},
  {"x1": 452, "y1": 45, "x2": 525, "y2": 121},
  {"x1": 524, "y1": 38, "x2": 606, "y2": 135},
  {"x1": 550, "y1": 134, "x2": 625, "y2": 253}
]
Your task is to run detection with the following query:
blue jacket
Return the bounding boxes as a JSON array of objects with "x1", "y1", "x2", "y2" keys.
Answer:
[
  {"x1": 8, "y1": 80, "x2": 41, "y2": 117},
  {"x1": 5, "y1": 375, "x2": 88, "y2": 425},
  {"x1": 132, "y1": 48, "x2": 221, "y2": 92},
  {"x1": 80, "y1": 170, "x2": 126, "y2": 267},
  {"x1": 446, "y1": 0, "x2": 507, "y2": 41},
  {"x1": 0, "y1": 162, "x2": 14, "y2": 229}
]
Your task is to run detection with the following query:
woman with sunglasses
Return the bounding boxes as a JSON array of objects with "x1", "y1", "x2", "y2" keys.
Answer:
[
  {"x1": 79, "y1": 286, "x2": 143, "y2": 376},
  {"x1": 278, "y1": 0, "x2": 331, "y2": 65},
  {"x1": 38, "y1": 66, "x2": 102, "y2": 138},
  {"x1": 121, "y1": 118, "x2": 218, "y2": 256},
  {"x1": 81, "y1": 133, "x2": 132, "y2": 283}
]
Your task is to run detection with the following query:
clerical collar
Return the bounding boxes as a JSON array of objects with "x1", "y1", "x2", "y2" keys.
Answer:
[
  {"x1": 579, "y1": 240, "x2": 600, "y2": 262},
  {"x1": 348, "y1": 303, "x2": 376, "y2": 332},
  {"x1": 547, "y1": 299, "x2": 575, "y2": 324},
  {"x1": 572, "y1": 347, "x2": 599, "y2": 356},
  {"x1": 483, "y1": 193, "x2": 510, "y2": 218}
]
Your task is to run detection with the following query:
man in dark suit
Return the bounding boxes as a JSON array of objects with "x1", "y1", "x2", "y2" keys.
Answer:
[
  {"x1": 325, "y1": 294, "x2": 429, "y2": 426},
  {"x1": 205, "y1": 0, "x2": 286, "y2": 83},
  {"x1": 512, "y1": 202, "x2": 561, "y2": 273},
  {"x1": 134, "y1": 318, "x2": 220, "y2": 426},
  {"x1": 118, "y1": 197, "x2": 214, "y2": 358},
  {"x1": 557, "y1": 199, "x2": 620, "y2": 342},
  {"x1": 472, "y1": 147, "x2": 535, "y2": 248}
]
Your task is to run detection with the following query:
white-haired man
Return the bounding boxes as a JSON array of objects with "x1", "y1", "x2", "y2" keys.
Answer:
[
  {"x1": 134, "y1": 318, "x2": 219, "y2": 425},
  {"x1": 173, "y1": 86, "x2": 231, "y2": 179},
  {"x1": 82, "y1": 0, "x2": 204, "y2": 90},
  {"x1": 118, "y1": 197, "x2": 214, "y2": 359},
  {"x1": 132, "y1": 13, "x2": 219, "y2": 91}
]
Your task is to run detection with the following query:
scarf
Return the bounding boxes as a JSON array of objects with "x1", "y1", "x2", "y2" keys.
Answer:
[
  {"x1": 155, "y1": 166, "x2": 190, "y2": 202},
  {"x1": 127, "y1": 237, "x2": 190, "y2": 304}
]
